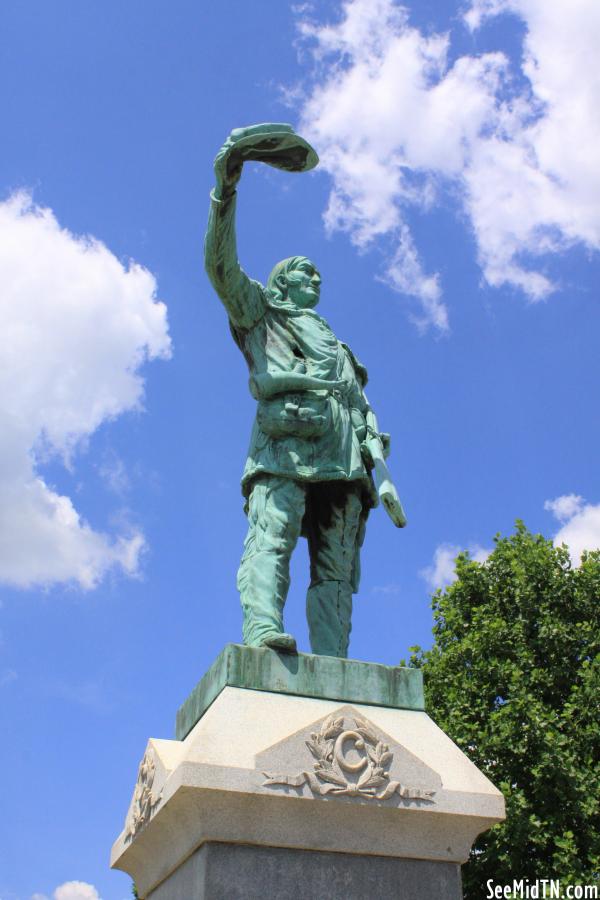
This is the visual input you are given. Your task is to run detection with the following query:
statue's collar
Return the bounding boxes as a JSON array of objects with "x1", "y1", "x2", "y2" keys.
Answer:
[{"x1": 266, "y1": 299, "x2": 327, "y2": 325}]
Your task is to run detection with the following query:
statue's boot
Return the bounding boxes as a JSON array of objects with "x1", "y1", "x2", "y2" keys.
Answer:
[
  {"x1": 238, "y1": 545, "x2": 295, "y2": 648},
  {"x1": 260, "y1": 632, "x2": 297, "y2": 652},
  {"x1": 306, "y1": 579, "x2": 353, "y2": 657}
]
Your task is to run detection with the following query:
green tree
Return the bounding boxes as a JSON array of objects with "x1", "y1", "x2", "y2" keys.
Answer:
[{"x1": 408, "y1": 523, "x2": 600, "y2": 895}]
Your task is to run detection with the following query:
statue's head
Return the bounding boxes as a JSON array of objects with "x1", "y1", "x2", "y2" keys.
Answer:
[{"x1": 267, "y1": 256, "x2": 321, "y2": 309}]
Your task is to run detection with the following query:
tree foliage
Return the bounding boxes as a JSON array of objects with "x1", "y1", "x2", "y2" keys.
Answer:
[{"x1": 408, "y1": 523, "x2": 600, "y2": 893}]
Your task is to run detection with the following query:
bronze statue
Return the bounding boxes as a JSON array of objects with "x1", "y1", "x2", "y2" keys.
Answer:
[{"x1": 205, "y1": 124, "x2": 405, "y2": 658}]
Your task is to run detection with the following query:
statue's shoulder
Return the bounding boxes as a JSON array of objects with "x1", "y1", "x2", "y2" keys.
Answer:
[
  {"x1": 340, "y1": 341, "x2": 368, "y2": 387},
  {"x1": 224, "y1": 278, "x2": 268, "y2": 336}
]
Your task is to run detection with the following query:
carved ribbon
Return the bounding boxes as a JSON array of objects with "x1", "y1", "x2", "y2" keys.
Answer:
[
  {"x1": 262, "y1": 768, "x2": 435, "y2": 801},
  {"x1": 262, "y1": 722, "x2": 436, "y2": 802}
]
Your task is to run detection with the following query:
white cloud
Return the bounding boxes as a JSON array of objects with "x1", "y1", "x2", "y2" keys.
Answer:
[
  {"x1": 421, "y1": 542, "x2": 491, "y2": 590},
  {"x1": 545, "y1": 494, "x2": 600, "y2": 564},
  {"x1": 463, "y1": 0, "x2": 600, "y2": 292},
  {"x1": 53, "y1": 883, "x2": 101, "y2": 900},
  {"x1": 31, "y1": 885, "x2": 101, "y2": 900},
  {"x1": 0, "y1": 192, "x2": 171, "y2": 589},
  {"x1": 295, "y1": 0, "x2": 600, "y2": 328},
  {"x1": 384, "y1": 227, "x2": 447, "y2": 332},
  {"x1": 97, "y1": 451, "x2": 131, "y2": 496},
  {"x1": 544, "y1": 493, "x2": 584, "y2": 524}
]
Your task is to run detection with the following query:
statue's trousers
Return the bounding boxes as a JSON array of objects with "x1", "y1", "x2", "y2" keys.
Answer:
[{"x1": 237, "y1": 475, "x2": 364, "y2": 657}]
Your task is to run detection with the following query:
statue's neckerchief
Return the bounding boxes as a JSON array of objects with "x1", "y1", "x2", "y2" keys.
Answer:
[{"x1": 266, "y1": 299, "x2": 340, "y2": 380}]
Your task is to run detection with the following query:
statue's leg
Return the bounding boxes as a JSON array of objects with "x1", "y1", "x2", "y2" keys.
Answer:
[
  {"x1": 237, "y1": 475, "x2": 305, "y2": 650},
  {"x1": 305, "y1": 482, "x2": 363, "y2": 658}
]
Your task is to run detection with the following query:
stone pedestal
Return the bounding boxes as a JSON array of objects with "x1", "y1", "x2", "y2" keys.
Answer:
[{"x1": 111, "y1": 645, "x2": 505, "y2": 899}]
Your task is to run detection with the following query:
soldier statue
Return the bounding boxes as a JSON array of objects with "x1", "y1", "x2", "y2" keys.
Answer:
[{"x1": 205, "y1": 124, "x2": 406, "y2": 659}]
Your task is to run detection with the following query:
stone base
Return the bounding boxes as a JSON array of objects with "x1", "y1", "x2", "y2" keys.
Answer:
[
  {"x1": 148, "y1": 842, "x2": 462, "y2": 900},
  {"x1": 175, "y1": 643, "x2": 425, "y2": 740},
  {"x1": 111, "y1": 646, "x2": 504, "y2": 898}
]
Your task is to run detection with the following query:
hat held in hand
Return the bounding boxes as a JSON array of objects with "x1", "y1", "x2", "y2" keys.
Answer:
[{"x1": 225, "y1": 123, "x2": 319, "y2": 175}]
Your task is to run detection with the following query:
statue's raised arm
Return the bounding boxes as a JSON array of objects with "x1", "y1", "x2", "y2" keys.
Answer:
[
  {"x1": 204, "y1": 131, "x2": 265, "y2": 330},
  {"x1": 204, "y1": 124, "x2": 319, "y2": 331}
]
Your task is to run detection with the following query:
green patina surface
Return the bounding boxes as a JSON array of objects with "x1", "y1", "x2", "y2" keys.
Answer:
[
  {"x1": 176, "y1": 644, "x2": 425, "y2": 740},
  {"x1": 204, "y1": 123, "x2": 407, "y2": 659}
]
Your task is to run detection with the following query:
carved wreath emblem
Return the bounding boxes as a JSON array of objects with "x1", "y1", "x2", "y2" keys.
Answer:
[
  {"x1": 263, "y1": 714, "x2": 435, "y2": 802},
  {"x1": 124, "y1": 749, "x2": 162, "y2": 841}
]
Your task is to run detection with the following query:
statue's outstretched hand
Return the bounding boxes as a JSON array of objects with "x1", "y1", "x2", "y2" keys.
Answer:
[{"x1": 213, "y1": 134, "x2": 243, "y2": 200}]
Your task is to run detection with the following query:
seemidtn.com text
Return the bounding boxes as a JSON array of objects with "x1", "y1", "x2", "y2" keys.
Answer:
[{"x1": 487, "y1": 881, "x2": 598, "y2": 899}]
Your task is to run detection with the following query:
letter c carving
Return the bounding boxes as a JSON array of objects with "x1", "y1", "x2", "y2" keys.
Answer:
[{"x1": 334, "y1": 730, "x2": 368, "y2": 773}]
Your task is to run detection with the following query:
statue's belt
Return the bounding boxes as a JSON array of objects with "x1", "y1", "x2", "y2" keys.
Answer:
[
  {"x1": 250, "y1": 374, "x2": 369, "y2": 443},
  {"x1": 249, "y1": 372, "x2": 350, "y2": 401}
]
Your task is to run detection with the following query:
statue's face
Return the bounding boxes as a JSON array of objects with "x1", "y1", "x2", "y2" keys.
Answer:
[{"x1": 284, "y1": 260, "x2": 321, "y2": 309}]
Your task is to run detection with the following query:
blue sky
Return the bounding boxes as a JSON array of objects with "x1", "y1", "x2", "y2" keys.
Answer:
[{"x1": 1, "y1": 1, "x2": 599, "y2": 897}]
